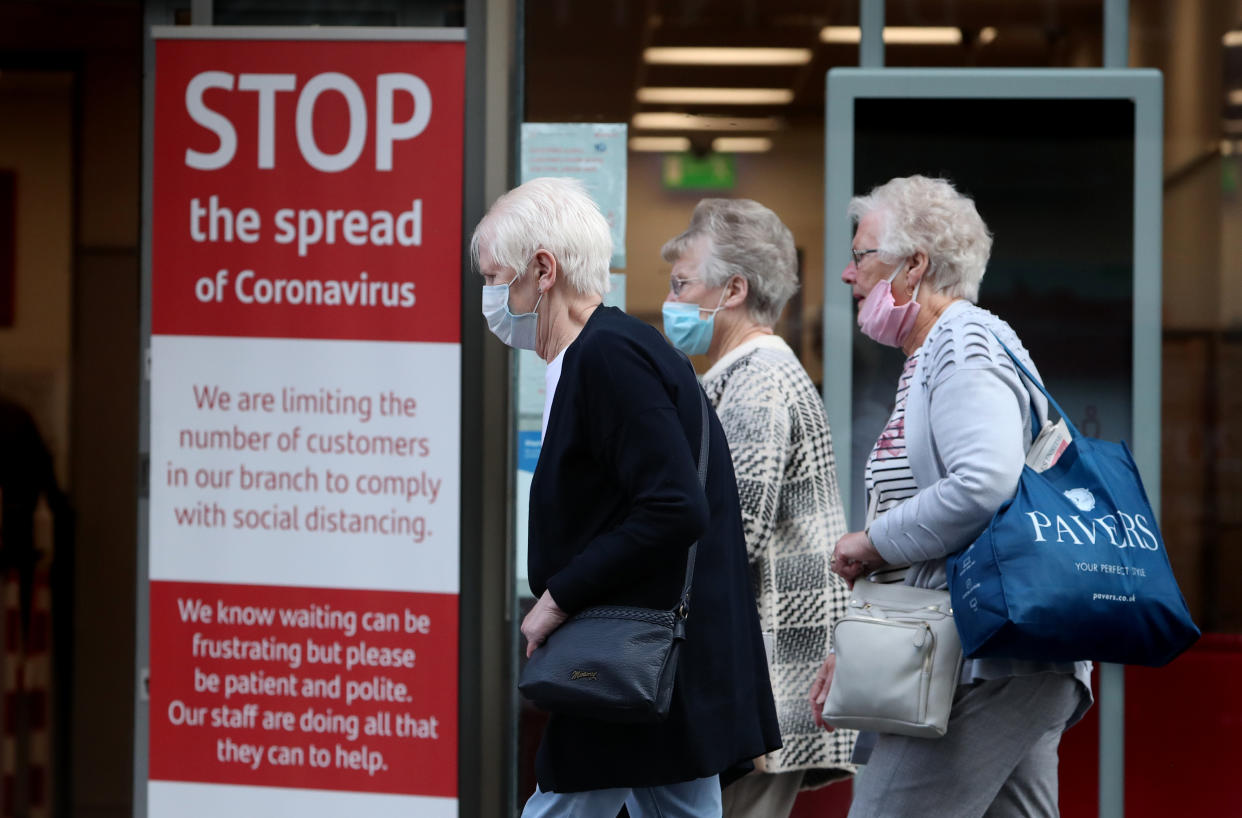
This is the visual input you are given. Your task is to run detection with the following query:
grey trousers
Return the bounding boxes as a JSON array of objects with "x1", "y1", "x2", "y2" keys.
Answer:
[
  {"x1": 849, "y1": 673, "x2": 1085, "y2": 818},
  {"x1": 721, "y1": 769, "x2": 804, "y2": 818}
]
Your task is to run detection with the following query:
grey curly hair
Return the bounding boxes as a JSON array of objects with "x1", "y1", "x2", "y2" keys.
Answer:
[
  {"x1": 848, "y1": 175, "x2": 992, "y2": 303},
  {"x1": 661, "y1": 198, "x2": 799, "y2": 326}
]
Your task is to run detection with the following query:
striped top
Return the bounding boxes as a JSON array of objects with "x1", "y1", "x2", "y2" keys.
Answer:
[
  {"x1": 864, "y1": 353, "x2": 920, "y2": 524},
  {"x1": 852, "y1": 353, "x2": 921, "y2": 760}
]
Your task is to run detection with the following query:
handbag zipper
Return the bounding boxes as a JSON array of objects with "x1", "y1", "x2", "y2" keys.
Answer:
[
  {"x1": 864, "y1": 598, "x2": 948, "y2": 610},
  {"x1": 856, "y1": 603, "x2": 949, "y2": 622},
  {"x1": 843, "y1": 616, "x2": 933, "y2": 652},
  {"x1": 920, "y1": 624, "x2": 934, "y2": 722}
]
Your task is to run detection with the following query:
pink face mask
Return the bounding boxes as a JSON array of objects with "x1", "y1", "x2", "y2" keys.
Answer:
[{"x1": 857, "y1": 266, "x2": 921, "y2": 347}]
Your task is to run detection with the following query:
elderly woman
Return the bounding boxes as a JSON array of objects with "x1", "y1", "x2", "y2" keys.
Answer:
[
  {"x1": 473, "y1": 177, "x2": 780, "y2": 818},
  {"x1": 662, "y1": 199, "x2": 856, "y2": 818},
  {"x1": 808, "y1": 176, "x2": 1092, "y2": 817}
]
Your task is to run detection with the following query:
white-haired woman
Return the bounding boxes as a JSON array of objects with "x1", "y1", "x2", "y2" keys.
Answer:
[
  {"x1": 473, "y1": 177, "x2": 780, "y2": 817},
  {"x1": 662, "y1": 199, "x2": 856, "y2": 818},
  {"x1": 807, "y1": 176, "x2": 1093, "y2": 817}
]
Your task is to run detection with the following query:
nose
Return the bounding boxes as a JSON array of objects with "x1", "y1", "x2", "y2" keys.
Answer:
[
  {"x1": 664, "y1": 288, "x2": 678, "y2": 303},
  {"x1": 841, "y1": 262, "x2": 857, "y2": 285}
]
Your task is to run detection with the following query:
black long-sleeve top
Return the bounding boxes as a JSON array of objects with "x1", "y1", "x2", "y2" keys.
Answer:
[{"x1": 527, "y1": 306, "x2": 781, "y2": 792}]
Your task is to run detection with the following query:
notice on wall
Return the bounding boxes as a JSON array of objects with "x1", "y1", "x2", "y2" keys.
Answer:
[
  {"x1": 520, "y1": 122, "x2": 627, "y2": 269},
  {"x1": 147, "y1": 29, "x2": 463, "y2": 818}
]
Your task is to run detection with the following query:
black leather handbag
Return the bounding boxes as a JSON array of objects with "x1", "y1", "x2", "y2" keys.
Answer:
[{"x1": 517, "y1": 380, "x2": 709, "y2": 723}]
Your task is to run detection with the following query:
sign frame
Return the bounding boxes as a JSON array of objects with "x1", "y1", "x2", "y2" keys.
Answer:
[{"x1": 137, "y1": 23, "x2": 469, "y2": 818}]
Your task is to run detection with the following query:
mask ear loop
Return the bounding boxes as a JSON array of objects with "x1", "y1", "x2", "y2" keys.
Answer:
[
  {"x1": 504, "y1": 259, "x2": 545, "y2": 319},
  {"x1": 529, "y1": 291, "x2": 544, "y2": 326},
  {"x1": 527, "y1": 265, "x2": 548, "y2": 341},
  {"x1": 698, "y1": 283, "x2": 731, "y2": 319},
  {"x1": 530, "y1": 255, "x2": 550, "y2": 321},
  {"x1": 890, "y1": 259, "x2": 922, "y2": 303}
]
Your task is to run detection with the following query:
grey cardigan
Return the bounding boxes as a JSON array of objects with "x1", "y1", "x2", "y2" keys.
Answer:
[{"x1": 867, "y1": 301, "x2": 1092, "y2": 707}]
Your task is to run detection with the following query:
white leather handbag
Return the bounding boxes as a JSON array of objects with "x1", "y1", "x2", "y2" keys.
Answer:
[{"x1": 821, "y1": 577, "x2": 963, "y2": 738}]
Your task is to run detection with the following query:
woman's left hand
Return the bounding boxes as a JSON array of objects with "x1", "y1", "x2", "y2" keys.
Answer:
[
  {"x1": 830, "y1": 531, "x2": 885, "y2": 588},
  {"x1": 808, "y1": 655, "x2": 837, "y2": 731},
  {"x1": 522, "y1": 590, "x2": 569, "y2": 658}
]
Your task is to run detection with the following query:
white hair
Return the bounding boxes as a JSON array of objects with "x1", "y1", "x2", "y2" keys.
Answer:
[
  {"x1": 848, "y1": 175, "x2": 992, "y2": 303},
  {"x1": 661, "y1": 198, "x2": 799, "y2": 326},
  {"x1": 470, "y1": 177, "x2": 612, "y2": 296}
]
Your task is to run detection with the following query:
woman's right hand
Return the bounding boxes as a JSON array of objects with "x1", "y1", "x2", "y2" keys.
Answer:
[
  {"x1": 831, "y1": 530, "x2": 884, "y2": 588},
  {"x1": 521, "y1": 590, "x2": 569, "y2": 658},
  {"x1": 808, "y1": 654, "x2": 837, "y2": 730}
]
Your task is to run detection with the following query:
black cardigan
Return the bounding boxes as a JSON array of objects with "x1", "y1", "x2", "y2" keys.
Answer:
[{"x1": 528, "y1": 306, "x2": 781, "y2": 792}]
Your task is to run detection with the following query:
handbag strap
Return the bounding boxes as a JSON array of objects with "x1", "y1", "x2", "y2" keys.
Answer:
[
  {"x1": 989, "y1": 330, "x2": 1082, "y2": 442},
  {"x1": 675, "y1": 352, "x2": 711, "y2": 619}
]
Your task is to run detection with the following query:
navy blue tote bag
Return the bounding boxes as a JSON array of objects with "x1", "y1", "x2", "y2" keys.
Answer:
[{"x1": 947, "y1": 339, "x2": 1200, "y2": 667}]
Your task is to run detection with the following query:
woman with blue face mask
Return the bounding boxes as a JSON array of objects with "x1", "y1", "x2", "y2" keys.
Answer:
[
  {"x1": 662, "y1": 199, "x2": 857, "y2": 818},
  {"x1": 473, "y1": 178, "x2": 781, "y2": 818},
  {"x1": 661, "y1": 237, "x2": 752, "y2": 360}
]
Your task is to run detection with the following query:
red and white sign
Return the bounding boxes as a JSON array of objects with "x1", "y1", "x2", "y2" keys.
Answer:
[{"x1": 147, "y1": 30, "x2": 463, "y2": 817}]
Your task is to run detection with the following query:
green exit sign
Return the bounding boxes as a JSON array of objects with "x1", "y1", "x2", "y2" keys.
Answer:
[{"x1": 662, "y1": 153, "x2": 736, "y2": 190}]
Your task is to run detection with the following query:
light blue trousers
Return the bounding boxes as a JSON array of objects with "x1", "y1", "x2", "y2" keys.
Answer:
[{"x1": 522, "y1": 775, "x2": 723, "y2": 818}]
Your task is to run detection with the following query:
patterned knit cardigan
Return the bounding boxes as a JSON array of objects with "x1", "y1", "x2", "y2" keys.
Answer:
[{"x1": 701, "y1": 336, "x2": 857, "y2": 785}]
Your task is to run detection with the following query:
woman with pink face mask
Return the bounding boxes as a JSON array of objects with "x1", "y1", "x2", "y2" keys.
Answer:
[{"x1": 808, "y1": 176, "x2": 1092, "y2": 818}]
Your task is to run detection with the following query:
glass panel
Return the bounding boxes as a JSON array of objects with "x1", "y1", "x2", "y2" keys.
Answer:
[
  {"x1": 874, "y1": 0, "x2": 1106, "y2": 68},
  {"x1": 849, "y1": 96, "x2": 1135, "y2": 525}
]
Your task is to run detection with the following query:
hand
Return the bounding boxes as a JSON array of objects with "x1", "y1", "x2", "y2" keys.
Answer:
[
  {"x1": 830, "y1": 530, "x2": 885, "y2": 588},
  {"x1": 809, "y1": 654, "x2": 837, "y2": 731},
  {"x1": 521, "y1": 590, "x2": 569, "y2": 658}
]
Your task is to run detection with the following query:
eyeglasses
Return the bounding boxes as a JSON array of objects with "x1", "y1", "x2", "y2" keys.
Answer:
[
  {"x1": 669, "y1": 275, "x2": 701, "y2": 296},
  {"x1": 851, "y1": 248, "x2": 880, "y2": 268}
]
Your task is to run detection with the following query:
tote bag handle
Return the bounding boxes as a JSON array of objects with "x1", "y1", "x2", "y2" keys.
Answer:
[{"x1": 989, "y1": 331, "x2": 1083, "y2": 442}]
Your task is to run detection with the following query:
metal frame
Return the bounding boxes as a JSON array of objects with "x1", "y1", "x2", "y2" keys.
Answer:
[
  {"x1": 1104, "y1": 0, "x2": 1131, "y2": 70},
  {"x1": 824, "y1": 67, "x2": 1162, "y2": 818},
  {"x1": 134, "y1": 5, "x2": 176, "y2": 813},
  {"x1": 1099, "y1": 8, "x2": 1132, "y2": 816},
  {"x1": 463, "y1": 0, "x2": 521, "y2": 813},
  {"x1": 859, "y1": 0, "x2": 884, "y2": 69}
]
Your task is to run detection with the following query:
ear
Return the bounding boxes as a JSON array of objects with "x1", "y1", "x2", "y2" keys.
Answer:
[
  {"x1": 724, "y1": 275, "x2": 749, "y2": 309},
  {"x1": 531, "y1": 248, "x2": 559, "y2": 292},
  {"x1": 906, "y1": 251, "x2": 930, "y2": 294}
]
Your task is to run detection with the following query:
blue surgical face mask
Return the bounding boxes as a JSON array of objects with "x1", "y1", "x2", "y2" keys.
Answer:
[
  {"x1": 662, "y1": 290, "x2": 727, "y2": 356},
  {"x1": 482, "y1": 271, "x2": 543, "y2": 350}
]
